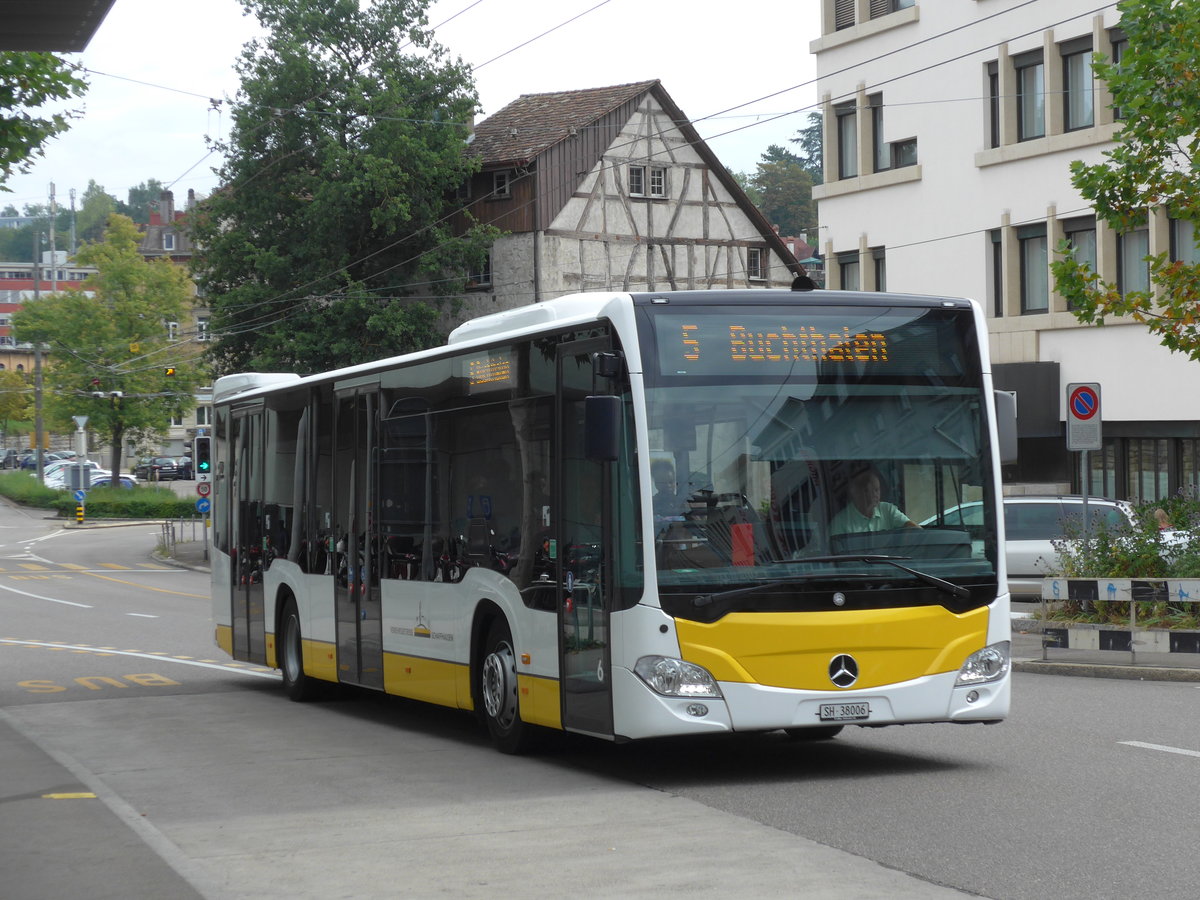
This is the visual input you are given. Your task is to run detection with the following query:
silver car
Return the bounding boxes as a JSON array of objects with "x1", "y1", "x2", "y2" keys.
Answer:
[{"x1": 921, "y1": 495, "x2": 1133, "y2": 597}]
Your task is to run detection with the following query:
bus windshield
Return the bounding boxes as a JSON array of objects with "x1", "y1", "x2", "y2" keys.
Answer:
[{"x1": 637, "y1": 301, "x2": 998, "y2": 615}]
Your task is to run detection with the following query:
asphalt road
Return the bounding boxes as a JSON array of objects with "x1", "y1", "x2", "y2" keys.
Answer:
[{"x1": 3, "y1": 501, "x2": 1199, "y2": 899}]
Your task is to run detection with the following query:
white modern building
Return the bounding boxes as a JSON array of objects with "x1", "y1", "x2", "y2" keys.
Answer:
[{"x1": 811, "y1": 0, "x2": 1200, "y2": 502}]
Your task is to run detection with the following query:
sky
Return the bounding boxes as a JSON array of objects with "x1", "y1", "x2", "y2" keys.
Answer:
[{"x1": 3, "y1": 0, "x2": 820, "y2": 214}]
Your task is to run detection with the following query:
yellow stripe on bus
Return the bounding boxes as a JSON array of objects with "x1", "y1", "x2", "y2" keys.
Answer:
[
  {"x1": 676, "y1": 606, "x2": 990, "y2": 691},
  {"x1": 302, "y1": 639, "x2": 339, "y2": 682},
  {"x1": 215, "y1": 624, "x2": 233, "y2": 655},
  {"x1": 517, "y1": 673, "x2": 562, "y2": 730},
  {"x1": 382, "y1": 653, "x2": 469, "y2": 709}
]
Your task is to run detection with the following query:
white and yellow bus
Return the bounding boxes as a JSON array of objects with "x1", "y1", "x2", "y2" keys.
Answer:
[{"x1": 211, "y1": 288, "x2": 1014, "y2": 752}]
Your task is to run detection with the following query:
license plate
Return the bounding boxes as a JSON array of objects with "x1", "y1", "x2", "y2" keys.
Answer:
[{"x1": 819, "y1": 702, "x2": 870, "y2": 722}]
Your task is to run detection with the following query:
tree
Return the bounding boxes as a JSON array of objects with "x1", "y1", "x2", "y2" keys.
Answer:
[
  {"x1": 748, "y1": 144, "x2": 817, "y2": 237},
  {"x1": 75, "y1": 180, "x2": 119, "y2": 245},
  {"x1": 0, "y1": 369, "x2": 31, "y2": 445},
  {"x1": 1052, "y1": 0, "x2": 1200, "y2": 359},
  {"x1": 791, "y1": 111, "x2": 824, "y2": 186},
  {"x1": 12, "y1": 215, "x2": 201, "y2": 477},
  {"x1": 0, "y1": 53, "x2": 87, "y2": 191},
  {"x1": 191, "y1": 0, "x2": 495, "y2": 376},
  {"x1": 118, "y1": 179, "x2": 166, "y2": 224}
]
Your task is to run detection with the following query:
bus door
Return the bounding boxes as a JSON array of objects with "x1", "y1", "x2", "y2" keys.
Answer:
[
  {"x1": 231, "y1": 407, "x2": 266, "y2": 663},
  {"x1": 556, "y1": 338, "x2": 614, "y2": 737},
  {"x1": 333, "y1": 386, "x2": 384, "y2": 689}
]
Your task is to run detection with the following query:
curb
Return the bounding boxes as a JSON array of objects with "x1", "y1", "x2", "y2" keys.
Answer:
[{"x1": 1013, "y1": 659, "x2": 1200, "y2": 682}]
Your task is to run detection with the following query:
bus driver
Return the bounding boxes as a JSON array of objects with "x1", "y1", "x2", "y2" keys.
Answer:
[{"x1": 830, "y1": 467, "x2": 919, "y2": 534}]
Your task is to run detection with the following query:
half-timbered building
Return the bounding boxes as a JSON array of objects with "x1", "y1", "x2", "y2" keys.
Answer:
[{"x1": 454, "y1": 80, "x2": 801, "y2": 318}]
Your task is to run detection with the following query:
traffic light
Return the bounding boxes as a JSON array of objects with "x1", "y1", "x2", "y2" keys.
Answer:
[
  {"x1": 194, "y1": 435, "x2": 212, "y2": 477},
  {"x1": 165, "y1": 366, "x2": 176, "y2": 377}
]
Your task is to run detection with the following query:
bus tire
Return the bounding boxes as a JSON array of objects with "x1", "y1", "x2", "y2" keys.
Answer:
[
  {"x1": 478, "y1": 619, "x2": 535, "y2": 754},
  {"x1": 280, "y1": 600, "x2": 318, "y2": 702},
  {"x1": 784, "y1": 725, "x2": 843, "y2": 740}
]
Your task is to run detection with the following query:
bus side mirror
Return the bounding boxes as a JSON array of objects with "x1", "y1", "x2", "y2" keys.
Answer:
[
  {"x1": 585, "y1": 395, "x2": 621, "y2": 461},
  {"x1": 994, "y1": 390, "x2": 1018, "y2": 465}
]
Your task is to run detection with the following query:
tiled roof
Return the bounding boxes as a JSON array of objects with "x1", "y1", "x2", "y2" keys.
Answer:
[{"x1": 469, "y1": 80, "x2": 660, "y2": 166}]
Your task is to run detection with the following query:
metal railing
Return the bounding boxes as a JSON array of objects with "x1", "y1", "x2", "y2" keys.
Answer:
[{"x1": 161, "y1": 513, "x2": 209, "y2": 562}]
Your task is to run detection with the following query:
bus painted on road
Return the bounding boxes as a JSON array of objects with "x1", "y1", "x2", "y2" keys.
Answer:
[{"x1": 210, "y1": 288, "x2": 1014, "y2": 752}]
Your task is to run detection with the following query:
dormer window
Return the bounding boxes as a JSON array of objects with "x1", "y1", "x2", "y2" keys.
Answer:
[{"x1": 163, "y1": 232, "x2": 175, "y2": 251}]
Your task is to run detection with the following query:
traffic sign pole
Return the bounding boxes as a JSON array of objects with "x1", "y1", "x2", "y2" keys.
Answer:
[{"x1": 1066, "y1": 383, "x2": 1102, "y2": 531}]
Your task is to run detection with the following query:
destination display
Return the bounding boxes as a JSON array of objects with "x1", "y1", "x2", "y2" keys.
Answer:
[
  {"x1": 464, "y1": 351, "x2": 514, "y2": 393},
  {"x1": 651, "y1": 308, "x2": 970, "y2": 379}
]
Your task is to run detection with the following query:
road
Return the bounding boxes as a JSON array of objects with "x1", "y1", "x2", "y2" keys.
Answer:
[{"x1": 3, "y1": 499, "x2": 1199, "y2": 899}]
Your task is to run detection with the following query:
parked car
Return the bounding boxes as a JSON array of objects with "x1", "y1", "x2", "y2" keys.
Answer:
[
  {"x1": 0, "y1": 448, "x2": 19, "y2": 469},
  {"x1": 41, "y1": 461, "x2": 105, "y2": 488},
  {"x1": 135, "y1": 456, "x2": 181, "y2": 481},
  {"x1": 176, "y1": 456, "x2": 193, "y2": 479},
  {"x1": 920, "y1": 495, "x2": 1134, "y2": 598},
  {"x1": 89, "y1": 474, "x2": 138, "y2": 489}
]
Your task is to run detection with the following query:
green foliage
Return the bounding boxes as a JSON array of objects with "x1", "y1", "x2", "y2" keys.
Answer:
[
  {"x1": 790, "y1": 111, "x2": 823, "y2": 186},
  {"x1": 12, "y1": 215, "x2": 202, "y2": 477},
  {"x1": 0, "y1": 472, "x2": 196, "y2": 518},
  {"x1": 118, "y1": 180, "x2": 166, "y2": 225},
  {"x1": 0, "y1": 369, "x2": 31, "y2": 433},
  {"x1": 1053, "y1": 0, "x2": 1200, "y2": 358},
  {"x1": 748, "y1": 144, "x2": 816, "y2": 237},
  {"x1": 1047, "y1": 496, "x2": 1200, "y2": 626},
  {"x1": 75, "y1": 180, "x2": 119, "y2": 245},
  {"x1": 0, "y1": 52, "x2": 87, "y2": 190},
  {"x1": 192, "y1": 0, "x2": 495, "y2": 376}
]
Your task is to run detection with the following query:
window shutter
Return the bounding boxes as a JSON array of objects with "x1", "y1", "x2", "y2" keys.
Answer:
[
  {"x1": 870, "y1": 0, "x2": 890, "y2": 18},
  {"x1": 835, "y1": 0, "x2": 855, "y2": 30}
]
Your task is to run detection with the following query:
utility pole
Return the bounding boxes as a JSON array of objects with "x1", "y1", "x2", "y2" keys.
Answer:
[
  {"x1": 49, "y1": 182, "x2": 57, "y2": 292},
  {"x1": 32, "y1": 232, "x2": 45, "y2": 483},
  {"x1": 69, "y1": 187, "x2": 77, "y2": 256}
]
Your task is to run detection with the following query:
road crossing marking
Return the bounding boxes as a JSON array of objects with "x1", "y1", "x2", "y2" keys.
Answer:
[
  {"x1": 1119, "y1": 741, "x2": 1200, "y2": 759},
  {"x1": 0, "y1": 638, "x2": 277, "y2": 678}
]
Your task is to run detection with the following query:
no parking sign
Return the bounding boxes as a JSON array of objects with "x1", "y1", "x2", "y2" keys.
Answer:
[{"x1": 1066, "y1": 383, "x2": 1102, "y2": 451}]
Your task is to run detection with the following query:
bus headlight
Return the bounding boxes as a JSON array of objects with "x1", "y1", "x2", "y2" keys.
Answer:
[
  {"x1": 955, "y1": 641, "x2": 1011, "y2": 686},
  {"x1": 634, "y1": 656, "x2": 723, "y2": 698}
]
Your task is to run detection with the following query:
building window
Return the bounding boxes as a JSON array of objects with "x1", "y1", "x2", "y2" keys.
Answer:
[
  {"x1": 891, "y1": 139, "x2": 917, "y2": 168},
  {"x1": 1062, "y1": 38, "x2": 1094, "y2": 131},
  {"x1": 870, "y1": 94, "x2": 888, "y2": 172},
  {"x1": 468, "y1": 252, "x2": 493, "y2": 289},
  {"x1": 838, "y1": 252, "x2": 860, "y2": 291},
  {"x1": 197, "y1": 317, "x2": 210, "y2": 342},
  {"x1": 1110, "y1": 28, "x2": 1128, "y2": 121},
  {"x1": 629, "y1": 165, "x2": 666, "y2": 198},
  {"x1": 1062, "y1": 216, "x2": 1097, "y2": 310},
  {"x1": 834, "y1": 0, "x2": 854, "y2": 30},
  {"x1": 1172, "y1": 218, "x2": 1200, "y2": 264},
  {"x1": 869, "y1": 0, "x2": 912, "y2": 19},
  {"x1": 163, "y1": 232, "x2": 176, "y2": 251},
  {"x1": 872, "y1": 247, "x2": 886, "y2": 292},
  {"x1": 492, "y1": 171, "x2": 511, "y2": 199},
  {"x1": 1018, "y1": 225, "x2": 1048, "y2": 313},
  {"x1": 1015, "y1": 50, "x2": 1045, "y2": 141},
  {"x1": 747, "y1": 247, "x2": 766, "y2": 281},
  {"x1": 167, "y1": 321, "x2": 179, "y2": 342},
  {"x1": 1118, "y1": 227, "x2": 1150, "y2": 296},
  {"x1": 1127, "y1": 438, "x2": 1170, "y2": 503},
  {"x1": 196, "y1": 405, "x2": 212, "y2": 427},
  {"x1": 990, "y1": 229, "x2": 1003, "y2": 317},
  {"x1": 835, "y1": 101, "x2": 858, "y2": 179},
  {"x1": 171, "y1": 414, "x2": 184, "y2": 427}
]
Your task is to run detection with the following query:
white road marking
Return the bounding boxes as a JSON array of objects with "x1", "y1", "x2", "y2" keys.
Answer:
[
  {"x1": 0, "y1": 582, "x2": 91, "y2": 607},
  {"x1": 127, "y1": 613, "x2": 159, "y2": 618},
  {"x1": 1119, "y1": 741, "x2": 1200, "y2": 759},
  {"x1": 0, "y1": 638, "x2": 276, "y2": 678}
]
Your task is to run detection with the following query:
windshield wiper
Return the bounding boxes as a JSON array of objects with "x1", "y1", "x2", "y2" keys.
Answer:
[
  {"x1": 690, "y1": 555, "x2": 971, "y2": 608},
  {"x1": 800, "y1": 554, "x2": 970, "y2": 599}
]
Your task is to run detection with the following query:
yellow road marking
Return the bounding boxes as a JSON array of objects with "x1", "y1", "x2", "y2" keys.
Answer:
[
  {"x1": 99, "y1": 563, "x2": 130, "y2": 570},
  {"x1": 42, "y1": 793, "x2": 97, "y2": 800}
]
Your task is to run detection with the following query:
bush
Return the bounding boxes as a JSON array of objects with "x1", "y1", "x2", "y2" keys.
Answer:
[
  {"x1": 1047, "y1": 494, "x2": 1200, "y2": 627},
  {"x1": 0, "y1": 471, "x2": 195, "y2": 519}
]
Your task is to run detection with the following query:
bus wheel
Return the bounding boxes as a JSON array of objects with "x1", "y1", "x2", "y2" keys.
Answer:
[
  {"x1": 479, "y1": 620, "x2": 534, "y2": 754},
  {"x1": 784, "y1": 725, "x2": 844, "y2": 740},
  {"x1": 280, "y1": 601, "x2": 318, "y2": 702}
]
